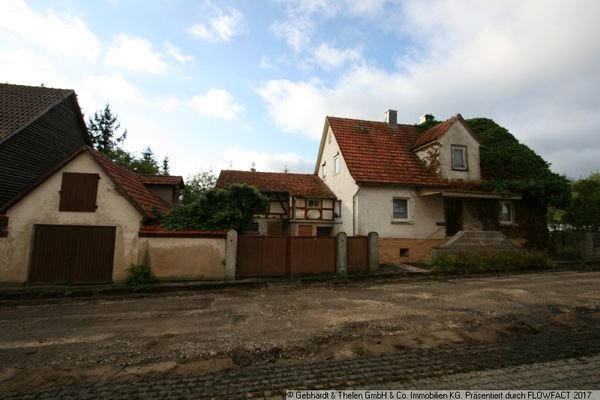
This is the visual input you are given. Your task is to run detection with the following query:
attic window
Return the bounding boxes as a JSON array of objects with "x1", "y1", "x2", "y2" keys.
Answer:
[
  {"x1": 333, "y1": 153, "x2": 340, "y2": 174},
  {"x1": 59, "y1": 172, "x2": 99, "y2": 212},
  {"x1": 321, "y1": 162, "x2": 327, "y2": 178},
  {"x1": 451, "y1": 145, "x2": 468, "y2": 170}
]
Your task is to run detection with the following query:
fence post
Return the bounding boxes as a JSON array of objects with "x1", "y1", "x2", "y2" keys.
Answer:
[
  {"x1": 368, "y1": 232, "x2": 379, "y2": 272},
  {"x1": 584, "y1": 232, "x2": 594, "y2": 260},
  {"x1": 225, "y1": 230, "x2": 238, "y2": 280},
  {"x1": 336, "y1": 232, "x2": 347, "y2": 275}
]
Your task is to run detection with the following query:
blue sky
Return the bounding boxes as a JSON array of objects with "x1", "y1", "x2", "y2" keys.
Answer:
[{"x1": 1, "y1": 0, "x2": 599, "y2": 179}]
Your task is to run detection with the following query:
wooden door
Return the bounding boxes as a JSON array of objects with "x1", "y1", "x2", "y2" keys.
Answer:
[{"x1": 444, "y1": 199, "x2": 463, "y2": 237}]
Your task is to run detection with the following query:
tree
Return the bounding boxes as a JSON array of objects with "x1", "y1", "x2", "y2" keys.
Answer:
[
  {"x1": 129, "y1": 147, "x2": 161, "y2": 175},
  {"x1": 87, "y1": 104, "x2": 169, "y2": 176},
  {"x1": 180, "y1": 170, "x2": 217, "y2": 205},
  {"x1": 161, "y1": 184, "x2": 268, "y2": 233},
  {"x1": 564, "y1": 173, "x2": 600, "y2": 231},
  {"x1": 87, "y1": 105, "x2": 127, "y2": 156}
]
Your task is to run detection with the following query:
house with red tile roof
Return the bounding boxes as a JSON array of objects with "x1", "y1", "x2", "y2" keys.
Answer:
[
  {"x1": 216, "y1": 170, "x2": 338, "y2": 236},
  {"x1": 314, "y1": 110, "x2": 521, "y2": 264},
  {"x1": 0, "y1": 145, "x2": 194, "y2": 284}
]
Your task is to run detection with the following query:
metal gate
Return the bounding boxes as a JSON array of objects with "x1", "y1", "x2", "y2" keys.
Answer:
[{"x1": 29, "y1": 225, "x2": 116, "y2": 284}]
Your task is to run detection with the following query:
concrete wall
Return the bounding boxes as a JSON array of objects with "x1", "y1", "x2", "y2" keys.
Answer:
[
  {"x1": 356, "y1": 187, "x2": 446, "y2": 239},
  {"x1": 380, "y1": 238, "x2": 446, "y2": 264},
  {"x1": 138, "y1": 237, "x2": 226, "y2": 280},
  {"x1": 0, "y1": 152, "x2": 142, "y2": 283},
  {"x1": 317, "y1": 125, "x2": 358, "y2": 235}
]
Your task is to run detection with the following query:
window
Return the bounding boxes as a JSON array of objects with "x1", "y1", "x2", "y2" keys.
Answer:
[
  {"x1": 392, "y1": 198, "x2": 409, "y2": 220},
  {"x1": 334, "y1": 200, "x2": 342, "y2": 218},
  {"x1": 321, "y1": 162, "x2": 327, "y2": 178},
  {"x1": 59, "y1": 172, "x2": 99, "y2": 212},
  {"x1": 307, "y1": 199, "x2": 321, "y2": 208},
  {"x1": 499, "y1": 201, "x2": 515, "y2": 224},
  {"x1": 333, "y1": 153, "x2": 340, "y2": 174},
  {"x1": 399, "y1": 248, "x2": 409, "y2": 257},
  {"x1": 451, "y1": 145, "x2": 468, "y2": 170}
]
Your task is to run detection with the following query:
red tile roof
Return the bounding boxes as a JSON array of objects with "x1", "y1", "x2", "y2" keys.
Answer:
[
  {"x1": 413, "y1": 114, "x2": 479, "y2": 149},
  {"x1": 89, "y1": 149, "x2": 170, "y2": 219},
  {"x1": 216, "y1": 170, "x2": 336, "y2": 198},
  {"x1": 0, "y1": 83, "x2": 75, "y2": 142},
  {"x1": 139, "y1": 175, "x2": 184, "y2": 186},
  {"x1": 326, "y1": 116, "x2": 446, "y2": 187}
]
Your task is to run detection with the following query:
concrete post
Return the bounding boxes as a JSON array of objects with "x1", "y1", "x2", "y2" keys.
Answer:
[
  {"x1": 225, "y1": 230, "x2": 238, "y2": 280},
  {"x1": 336, "y1": 232, "x2": 347, "y2": 275},
  {"x1": 368, "y1": 232, "x2": 379, "y2": 272}
]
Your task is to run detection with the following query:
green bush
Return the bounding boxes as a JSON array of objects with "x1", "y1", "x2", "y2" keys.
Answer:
[
  {"x1": 428, "y1": 251, "x2": 553, "y2": 274},
  {"x1": 125, "y1": 264, "x2": 156, "y2": 286}
]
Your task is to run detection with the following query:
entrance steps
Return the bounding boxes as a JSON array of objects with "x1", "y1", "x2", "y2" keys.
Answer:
[{"x1": 432, "y1": 231, "x2": 517, "y2": 256}]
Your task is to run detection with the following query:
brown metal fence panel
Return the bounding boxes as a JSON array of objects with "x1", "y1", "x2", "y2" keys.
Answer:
[
  {"x1": 238, "y1": 236, "x2": 287, "y2": 278},
  {"x1": 70, "y1": 226, "x2": 115, "y2": 284},
  {"x1": 29, "y1": 225, "x2": 74, "y2": 284},
  {"x1": 347, "y1": 236, "x2": 368, "y2": 274},
  {"x1": 289, "y1": 237, "x2": 336, "y2": 276},
  {"x1": 29, "y1": 225, "x2": 115, "y2": 284}
]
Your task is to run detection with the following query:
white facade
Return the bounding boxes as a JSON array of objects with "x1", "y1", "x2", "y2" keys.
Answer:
[{"x1": 316, "y1": 125, "x2": 358, "y2": 234}]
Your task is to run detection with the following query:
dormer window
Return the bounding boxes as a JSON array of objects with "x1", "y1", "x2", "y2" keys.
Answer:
[{"x1": 451, "y1": 145, "x2": 468, "y2": 170}]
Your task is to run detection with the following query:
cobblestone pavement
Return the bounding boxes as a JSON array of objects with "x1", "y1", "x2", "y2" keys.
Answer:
[{"x1": 2, "y1": 322, "x2": 599, "y2": 400}]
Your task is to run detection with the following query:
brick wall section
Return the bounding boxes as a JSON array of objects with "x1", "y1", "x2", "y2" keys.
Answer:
[{"x1": 380, "y1": 238, "x2": 446, "y2": 264}]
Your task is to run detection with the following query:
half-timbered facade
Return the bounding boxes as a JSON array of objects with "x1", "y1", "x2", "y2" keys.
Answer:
[{"x1": 216, "y1": 170, "x2": 338, "y2": 236}]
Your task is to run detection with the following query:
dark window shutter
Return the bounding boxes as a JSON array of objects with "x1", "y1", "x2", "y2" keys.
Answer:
[{"x1": 59, "y1": 173, "x2": 99, "y2": 212}]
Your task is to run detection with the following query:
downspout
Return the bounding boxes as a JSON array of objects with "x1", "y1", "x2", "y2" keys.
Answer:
[{"x1": 352, "y1": 186, "x2": 361, "y2": 236}]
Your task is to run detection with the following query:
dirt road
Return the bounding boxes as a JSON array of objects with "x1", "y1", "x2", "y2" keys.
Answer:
[{"x1": 0, "y1": 270, "x2": 599, "y2": 394}]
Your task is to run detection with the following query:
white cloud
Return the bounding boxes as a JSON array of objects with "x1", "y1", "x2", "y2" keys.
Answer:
[
  {"x1": 258, "y1": 1, "x2": 600, "y2": 177},
  {"x1": 188, "y1": 89, "x2": 244, "y2": 120},
  {"x1": 188, "y1": 7, "x2": 244, "y2": 42},
  {"x1": 155, "y1": 95, "x2": 183, "y2": 113},
  {"x1": 106, "y1": 33, "x2": 169, "y2": 74},
  {"x1": 0, "y1": 0, "x2": 101, "y2": 62},
  {"x1": 163, "y1": 42, "x2": 193, "y2": 64},
  {"x1": 314, "y1": 43, "x2": 362, "y2": 69},
  {"x1": 222, "y1": 147, "x2": 314, "y2": 173}
]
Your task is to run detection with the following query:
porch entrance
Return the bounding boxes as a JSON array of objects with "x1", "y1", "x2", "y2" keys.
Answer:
[{"x1": 444, "y1": 199, "x2": 463, "y2": 236}]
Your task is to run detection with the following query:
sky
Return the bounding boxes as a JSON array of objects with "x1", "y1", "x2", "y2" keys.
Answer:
[{"x1": 1, "y1": 0, "x2": 599, "y2": 180}]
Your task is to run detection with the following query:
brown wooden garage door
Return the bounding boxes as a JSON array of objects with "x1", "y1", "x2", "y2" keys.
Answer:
[{"x1": 29, "y1": 225, "x2": 116, "y2": 284}]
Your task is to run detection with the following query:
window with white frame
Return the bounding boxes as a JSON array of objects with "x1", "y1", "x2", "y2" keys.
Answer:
[
  {"x1": 392, "y1": 198, "x2": 409, "y2": 220},
  {"x1": 333, "y1": 153, "x2": 340, "y2": 174},
  {"x1": 321, "y1": 162, "x2": 327, "y2": 178},
  {"x1": 451, "y1": 145, "x2": 468, "y2": 170},
  {"x1": 499, "y1": 201, "x2": 515, "y2": 224}
]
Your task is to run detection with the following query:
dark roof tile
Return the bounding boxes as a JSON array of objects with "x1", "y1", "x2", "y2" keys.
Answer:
[{"x1": 0, "y1": 83, "x2": 74, "y2": 142}]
